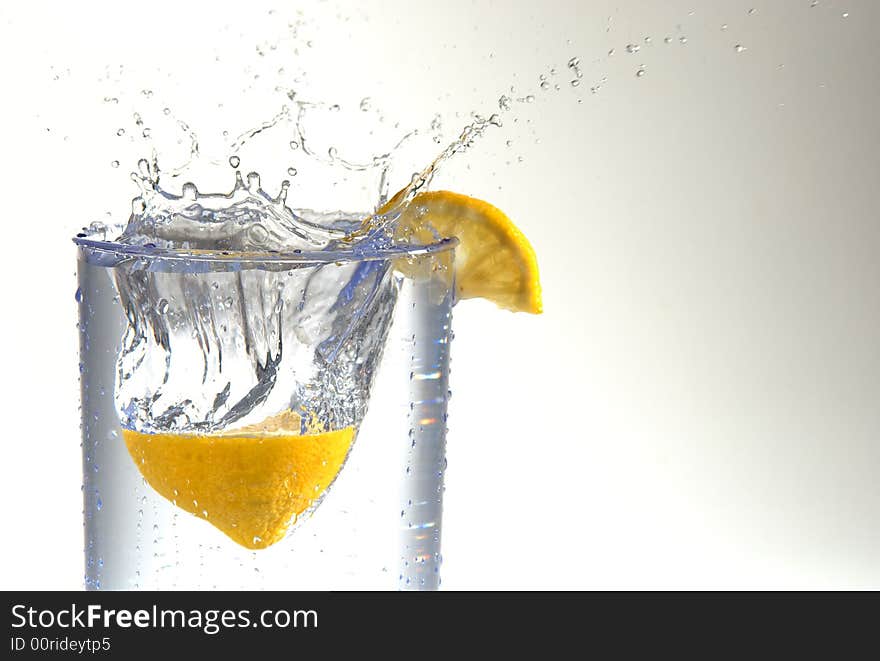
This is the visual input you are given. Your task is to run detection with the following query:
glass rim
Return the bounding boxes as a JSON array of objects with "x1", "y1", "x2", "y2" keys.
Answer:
[{"x1": 73, "y1": 234, "x2": 458, "y2": 265}]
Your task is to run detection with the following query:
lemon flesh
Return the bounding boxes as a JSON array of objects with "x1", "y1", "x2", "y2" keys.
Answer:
[
  {"x1": 123, "y1": 412, "x2": 355, "y2": 550},
  {"x1": 391, "y1": 191, "x2": 542, "y2": 314}
]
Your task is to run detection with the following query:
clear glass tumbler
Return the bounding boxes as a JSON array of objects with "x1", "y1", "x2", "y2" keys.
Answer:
[{"x1": 75, "y1": 226, "x2": 456, "y2": 590}]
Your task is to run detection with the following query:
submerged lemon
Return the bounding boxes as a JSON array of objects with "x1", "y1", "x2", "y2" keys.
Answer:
[
  {"x1": 390, "y1": 190, "x2": 543, "y2": 314},
  {"x1": 123, "y1": 411, "x2": 354, "y2": 550}
]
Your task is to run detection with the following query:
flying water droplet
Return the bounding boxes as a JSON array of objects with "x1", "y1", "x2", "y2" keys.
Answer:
[
  {"x1": 111, "y1": 160, "x2": 119, "y2": 168},
  {"x1": 287, "y1": 167, "x2": 297, "y2": 176},
  {"x1": 735, "y1": 44, "x2": 747, "y2": 53},
  {"x1": 228, "y1": 155, "x2": 240, "y2": 168}
]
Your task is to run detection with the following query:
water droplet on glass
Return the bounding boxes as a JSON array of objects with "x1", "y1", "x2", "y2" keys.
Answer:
[
  {"x1": 721, "y1": 24, "x2": 728, "y2": 31},
  {"x1": 664, "y1": 36, "x2": 673, "y2": 43},
  {"x1": 636, "y1": 66, "x2": 646, "y2": 77},
  {"x1": 156, "y1": 299, "x2": 170, "y2": 314},
  {"x1": 626, "y1": 43, "x2": 640, "y2": 53},
  {"x1": 748, "y1": 8, "x2": 756, "y2": 15},
  {"x1": 608, "y1": 48, "x2": 615, "y2": 56},
  {"x1": 679, "y1": 36, "x2": 688, "y2": 44},
  {"x1": 568, "y1": 56, "x2": 580, "y2": 67},
  {"x1": 228, "y1": 155, "x2": 240, "y2": 168},
  {"x1": 540, "y1": 81, "x2": 550, "y2": 91},
  {"x1": 571, "y1": 79, "x2": 581, "y2": 87},
  {"x1": 75, "y1": 288, "x2": 83, "y2": 303},
  {"x1": 525, "y1": 95, "x2": 535, "y2": 103},
  {"x1": 841, "y1": 11, "x2": 849, "y2": 18},
  {"x1": 735, "y1": 44, "x2": 746, "y2": 53}
]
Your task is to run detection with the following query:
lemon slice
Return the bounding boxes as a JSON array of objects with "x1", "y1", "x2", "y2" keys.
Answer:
[
  {"x1": 123, "y1": 411, "x2": 355, "y2": 550},
  {"x1": 390, "y1": 191, "x2": 542, "y2": 314}
]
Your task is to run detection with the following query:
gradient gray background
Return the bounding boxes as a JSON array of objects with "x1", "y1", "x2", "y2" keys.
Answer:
[{"x1": 0, "y1": 0, "x2": 878, "y2": 588}]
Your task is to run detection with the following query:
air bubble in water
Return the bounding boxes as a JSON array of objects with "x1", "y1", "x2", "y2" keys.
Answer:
[{"x1": 289, "y1": 140, "x2": 299, "y2": 150}]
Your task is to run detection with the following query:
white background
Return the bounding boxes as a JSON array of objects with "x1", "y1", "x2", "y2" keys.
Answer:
[{"x1": 1, "y1": 0, "x2": 879, "y2": 589}]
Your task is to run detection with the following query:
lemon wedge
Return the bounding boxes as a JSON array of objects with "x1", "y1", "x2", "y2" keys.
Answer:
[
  {"x1": 390, "y1": 191, "x2": 542, "y2": 314},
  {"x1": 123, "y1": 411, "x2": 354, "y2": 550}
]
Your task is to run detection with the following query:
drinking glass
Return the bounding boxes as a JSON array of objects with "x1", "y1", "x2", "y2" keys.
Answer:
[{"x1": 75, "y1": 225, "x2": 456, "y2": 590}]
